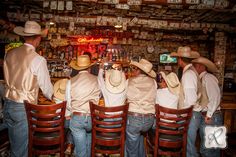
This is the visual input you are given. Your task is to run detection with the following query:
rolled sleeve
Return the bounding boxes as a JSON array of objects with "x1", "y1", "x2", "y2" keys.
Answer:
[
  {"x1": 182, "y1": 71, "x2": 198, "y2": 108},
  {"x1": 31, "y1": 56, "x2": 53, "y2": 100},
  {"x1": 204, "y1": 74, "x2": 221, "y2": 118}
]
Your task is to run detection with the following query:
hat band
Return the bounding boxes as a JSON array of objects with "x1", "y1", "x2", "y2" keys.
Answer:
[{"x1": 57, "y1": 88, "x2": 65, "y2": 94}]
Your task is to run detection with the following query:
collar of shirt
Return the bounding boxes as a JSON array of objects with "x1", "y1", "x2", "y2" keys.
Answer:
[
  {"x1": 199, "y1": 71, "x2": 207, "y2": 79},
  {"x1": 79, "y1": 70, "x2": 89, "y2": 74},
  {"x1": 24, "y1": 43, "x2": 36, "y2": 51},
  {"x1": 183, "y1": 64, "x2": 193, "y2": 73}
]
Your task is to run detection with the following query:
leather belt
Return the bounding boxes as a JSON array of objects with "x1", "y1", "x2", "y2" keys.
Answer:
[
  {"x1": 128, "y1": 112, "x2": 154, "y2": 117},
  {"x1": 73, "y1": 112, "x2": 91, "y2": 116},
  {"x1": 201, "y1": 110, "x2": 221, "y2": 116}
]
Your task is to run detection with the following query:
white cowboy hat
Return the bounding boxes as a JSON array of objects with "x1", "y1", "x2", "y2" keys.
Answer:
[
  {"x1": 69, "y1": 55, "x2": 95, "y2": 70},
  {"x1": 159, "y1": 71, "x2": 181, "y2": 96},
  {"x1": 13, "y1": 21, "x2": 48, "y2": 37},
  {"x1": 130, "y1": 59, "x2": 156, "y2": 78},
  {"x1": 53, "y1": 78, "x2": 68, "y2": 101},
  {"x1": 192, "y1": 57, "x2": 218, "y2": 73},
  {"x1": 105, "y1": 69, "x2": 126, "y2": 94},
  {"x1": 170, "y1": 46, "x2": 200, "y2": 59}
]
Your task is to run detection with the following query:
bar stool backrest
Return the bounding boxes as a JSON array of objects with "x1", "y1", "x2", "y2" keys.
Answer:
[
  {"x1": 89, "y1": 102, "x2": 129, "y2": 157},
  {"x1": 154, "y1": 104, "x2": 193, "y2": 157},
  {"x1": 24, "y1": 101, "x2": 66, "y2": 157}
]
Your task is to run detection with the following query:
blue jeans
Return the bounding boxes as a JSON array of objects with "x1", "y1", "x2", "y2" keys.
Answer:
[
  {"x1": 125, "y1": 115, "x2": 154, "y2": 157},
  {"x1": 65, "y1": 119, "x2": 74, "y2": 144},
  {"x1": 200, "y1": 112, "x2": 223, "y2": 157},
  {"x1": 187, "y1": 111, "x2": 202, "y2": 157},
  {"x1": 3, "y1": 99, "x2": 28, "y2": 157},
  {"x1": 187, "y1": 111, "x2": 223, "y2": 157},
  {"x1": 70, "y1": 115, "x2": 92, "y2": 157}
]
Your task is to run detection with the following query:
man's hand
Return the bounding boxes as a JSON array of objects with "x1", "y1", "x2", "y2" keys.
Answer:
[{"x1": 205, "y1": 116, "x2": 212, "y2": 124}]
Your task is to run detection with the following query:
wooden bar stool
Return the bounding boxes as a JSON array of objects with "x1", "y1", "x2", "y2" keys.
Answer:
[
  {"x1": 147, "y1": 105, "x2": 193, "y2": 157},
  {"x1": 24, "y1": 101, "x2": 66, "y2": 157},
  {"x1": 90, "y1": 102, "x2": 129, "y2": 157}
]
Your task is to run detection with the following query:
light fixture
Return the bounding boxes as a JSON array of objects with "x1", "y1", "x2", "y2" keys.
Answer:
[
  {"x1": 114, "y1": 24, "x2": 122, "y2": 29},
  {"x1": 49, "y1": 21, "x2": 55, "y2": 25},
  {"x1": 114, "y1": 17, "x2": 123, "y2": 29}
]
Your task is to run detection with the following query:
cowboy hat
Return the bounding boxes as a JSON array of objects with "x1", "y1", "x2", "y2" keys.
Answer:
[
  {"x1": 105, "y1": 69, "x2": 126, "y2": 94},
  {"x1": 130, "y1": 59, "x2": 156, "y2": 78},
  {"x1": 192, "y1": 57, "x2": 218, "y2": 73},
  {"x1": 69, "y1": 55, "x2": 95, "y2": 70},
  {"x1": 170, "y1": 46, "x2": 200, "y2": 59},
  {"x1": 159, "y1": 71, "x2": 181, "y2": 96},
  {"x1": 53, "y1": 78, "x2": 68, "y2": 101},
  {"x1": 14, "y1": 21, "x2": 48, "y2": 37}
]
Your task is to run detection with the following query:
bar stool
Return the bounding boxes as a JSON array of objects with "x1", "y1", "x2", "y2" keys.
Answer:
[
  {"x1": 24, "y1": 101, "x2": 66, "y2": 157},
  {"x1": 147, "y1": 105, "x2": 193, "y2": 157},
  {"x1": 89, "y1": 102, "x2": 129, "y2": 157}
]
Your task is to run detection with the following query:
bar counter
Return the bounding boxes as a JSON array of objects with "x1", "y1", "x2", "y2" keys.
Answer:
[{"x1": 221, "y1": 100, "x2": 236, "y2": 133}]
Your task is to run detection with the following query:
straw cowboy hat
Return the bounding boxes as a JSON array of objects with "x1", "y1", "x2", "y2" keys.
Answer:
[
  {"x1": 69, "y1": 55, "x2": 95, "y2": 70},
  {"x1": 130, "y1": 59, "x2": 156, "y2": 78},
  {"x1": 192, "y1": 57, "x2": 218, "y2": 73},
  {"x1": 170, "y1": 46, "x2": 200, "y2": 59},
  {"x1": 159, "y1": 71, "x2": 181, "y2": 96},
  {"x1": 14, "y1": 21, "x2": 48, "y2": 37},
  {"x1": 105, "y1": 69, "x2": 126, "y2": 94},
  {"x1": 53, "y1": 78, "x2": 68, "y2": 101}
]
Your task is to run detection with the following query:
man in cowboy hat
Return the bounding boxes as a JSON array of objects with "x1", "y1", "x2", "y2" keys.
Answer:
[
  {"x1": 170, "y1": 46, "x2": 202, "y2": 157},
  {"x1": 192, "y1": 57, "x2": 222, "y2": 157},
  {"x1": 155, "y1": 71, "x2": 181, "y2": 124},
  {"x1": 53, "y1": 78, "x2": 74, "y2": 155},
  {"x1": 156, "y1": 71, "x2": 181, "y2": 110},
  {"x1": 98, "y1": 63, "x2": 127, "y2": 108},
  {"x1": 3, "y1": 21, "x2": 53, "y2": 157},
  {"x1": 67, "y1": 55, "x2": 100, "y2": 157},
  {"x1": 125, "y1": 58, "x2": 157, "y2": 157}
]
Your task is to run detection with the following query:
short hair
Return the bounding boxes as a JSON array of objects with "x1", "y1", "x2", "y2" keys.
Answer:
[
  {"x1": 23, "y1": 35, "x2": 41, "y2": 41},
  {"x1": 181, "y1": 57, "x2": 193, "y2": 64}
]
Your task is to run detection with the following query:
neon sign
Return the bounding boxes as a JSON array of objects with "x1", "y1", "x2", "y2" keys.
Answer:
[{"x1": 77, "y1": 37, "x2": 104, "y2": 43}]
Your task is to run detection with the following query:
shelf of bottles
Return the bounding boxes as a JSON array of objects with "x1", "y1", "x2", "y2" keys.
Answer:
[
  {"x1": 47, "y1": 59, "x2": 71, "y2": 78},
  {"x1": 99, "y1": 45, "x2": 133, "y2": 78},
  {"x1": 41, "y1": 43, "x2": 133, "y2": 78}
]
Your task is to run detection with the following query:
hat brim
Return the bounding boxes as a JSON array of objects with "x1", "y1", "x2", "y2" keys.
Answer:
[
  {"x1": 105, "y1": 70, "x2": 126, "y2": 94},
  {"x1": 170, "y1": 51, "x2": 200, "y2": 59},
  {"x1": 14, "y1": 26, "x2": 47, "y2": 37},
  {"x1": 53, "y1": 79, "x2": 68, "y2": 100},
  {"x1": 192, "y1": 57, "x2": 218, "y2": 73},
  {"x1": 130, "y1": 61, "x2": 156, "y2": 78},
  {"x1": 160, "y1": 71, "x2": 180, "y2": 96},
  {"x1": 69, "y1": 60, "x2": 95, "y2": 70}
]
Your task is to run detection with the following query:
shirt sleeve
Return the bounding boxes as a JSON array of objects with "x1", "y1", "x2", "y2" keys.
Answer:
[
  {"x1": 98, "y1": 68, "x2": 105, "y2": 92},
  {"x1": 204, "y1": 74, "x2": 221, "y2": 118},
  {"x1": 31, "y1": 56, "x2": 53, "y2": 100},
  {"x1": 65, "y1": 80, "x2": 72, "y2": 117},
  {"x1": 182, "y1": 71, "x2": 198, "y2": 108}
]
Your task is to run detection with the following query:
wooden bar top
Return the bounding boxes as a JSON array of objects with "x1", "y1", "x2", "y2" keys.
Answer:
[{"x1": 221, "y1": 102, "x2": 236, "y2": 109}]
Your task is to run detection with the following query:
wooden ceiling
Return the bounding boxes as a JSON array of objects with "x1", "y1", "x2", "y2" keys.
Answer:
[{"x1": 1, "y1": 0, "x2": 236, "y2": 33}]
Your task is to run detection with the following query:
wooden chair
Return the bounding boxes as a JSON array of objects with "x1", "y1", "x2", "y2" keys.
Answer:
[
  {"x1": 89, "y1": 102, "x2": 129, "y2": 157},
  {"x1": 147, "y1": 105, "x2": 193, "y2": 157},
  {"x1": 24, "y1": 101, "x2": 66, "y2": 157},
  {"x1": 0, "y1": 128, "x2": 10, "y2": 157}
]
